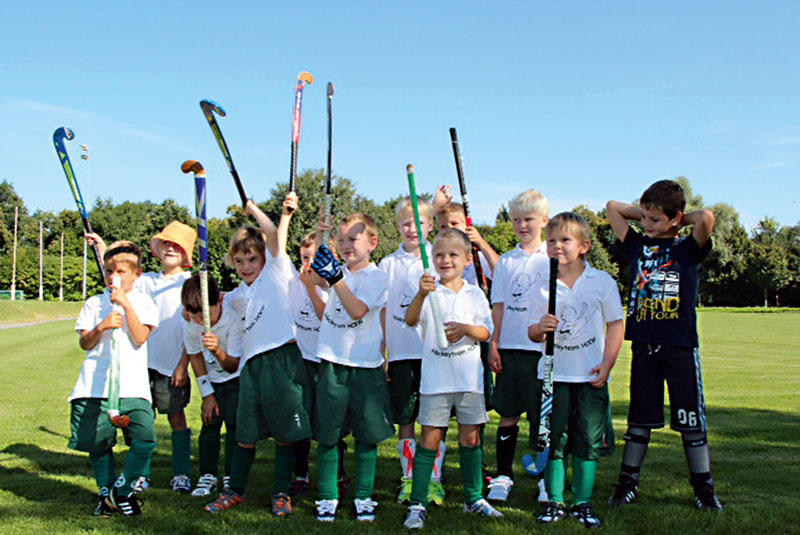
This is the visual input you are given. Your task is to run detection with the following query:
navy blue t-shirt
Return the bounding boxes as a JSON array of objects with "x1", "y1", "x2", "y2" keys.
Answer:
[{"x1": 621, "y1": 229, "x2": 711, "y2": 348}]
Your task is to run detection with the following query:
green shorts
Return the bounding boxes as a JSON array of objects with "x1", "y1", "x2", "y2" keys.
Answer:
[
  {"x1": 313, "y1": 360, "x2": 395, "y2": 446},
  {"x1": 388, "y1": 359, "x2": 421, "y2": 426},
  {"x1": 549, "y1": 382, "x2": 615, "y2": 461},
  {"x1": 236, "y1": 343, "x2": 313, "y2": 445},
  {"x1": 149, "y1": 369, "x2": 190, "y2": 414},
  {"x1": 68, "y1": 398, "x2": 155, "y2": 453},
  {"x1": 205, "y1": 378, "x2": 240, "y2": 429},
  {"x1": 491, "y1": 348, "x2": 542, "y2": 420}
]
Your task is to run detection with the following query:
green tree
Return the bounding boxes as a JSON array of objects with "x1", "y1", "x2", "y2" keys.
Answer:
[
  {"x1": 746, "y1": 218, "x2": 792, "y2": 306},
  {"x1": 700, "y1": 203, "x2": 751, "y2": 305}
]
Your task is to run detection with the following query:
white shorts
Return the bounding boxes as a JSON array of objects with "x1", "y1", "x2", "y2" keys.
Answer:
[{"x1": 418, "y1": 392, "x2": 488, "y2": 427}]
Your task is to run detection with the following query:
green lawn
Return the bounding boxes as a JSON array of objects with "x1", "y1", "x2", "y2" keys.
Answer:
[
  {"x1": 0, "y1": 301, "x2": 82, "y2": 326},
  {"x1": 0, "y1": 309, "x2": 798, "y2": 534}
]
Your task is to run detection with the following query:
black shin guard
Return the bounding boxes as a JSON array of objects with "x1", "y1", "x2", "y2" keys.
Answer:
[{"x1": 496, "y1": 424, "x2": 519, "y2": 478}]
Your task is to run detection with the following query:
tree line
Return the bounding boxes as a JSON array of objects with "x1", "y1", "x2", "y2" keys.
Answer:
[{"x1": 1, "y1": 172, "x2": 797, "y2": 307}]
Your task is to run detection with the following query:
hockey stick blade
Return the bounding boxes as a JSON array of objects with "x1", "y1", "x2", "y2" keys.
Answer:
[{"x1": 199, "y1": 99, "x2": 248, "y2": 207}]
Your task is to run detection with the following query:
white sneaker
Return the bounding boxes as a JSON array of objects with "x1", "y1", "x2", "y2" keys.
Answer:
[
  {"x1": 354, "y1": 498, "x2": 378, "y2": 522},
  {"x1": 170, "y1": 474, "x2": 191, "y2": 493},
  {"x1": 486, "y1": 475, "x2": 514, "y2": 501},
  {"x1": 404, "y1": 504, "x2": 427, "y2": 529},
  {"x1": 464, "y1": 497, "x2": 503, "y2": 517},
  {"x1": 537, "y1": 478, "x2": 549, "y2": 503},
  {"x1": 132, "y1": 476, "x2": 150, "y2": 494},
  {"x1": 191, "y1": 474, "x2": 218, "y2": 497},
  {"x1": 315, "y1": 499, "x2": 338, "y2": 522}
]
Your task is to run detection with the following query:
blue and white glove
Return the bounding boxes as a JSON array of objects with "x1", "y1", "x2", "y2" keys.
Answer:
[{"x1": 311, "y1": 245, "x2": 343, "y2": 285}]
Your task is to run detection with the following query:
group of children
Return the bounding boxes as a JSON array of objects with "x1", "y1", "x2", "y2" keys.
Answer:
[{"x1": 68, "y1": 178, "x2": 722, "y2": 528}]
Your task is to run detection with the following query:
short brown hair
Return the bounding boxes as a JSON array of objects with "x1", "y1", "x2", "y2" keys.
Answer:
[
  {"x1": 300, "y1": 230, "x2": 336, "y2": 254},
  {"x1": 103, "y1": 240, "x2": 142, "y2": 271},
  {"x1": 640, "y1": 180, "x2": 685, "y2": 219},
  {"x1": 546, "y1": 212, "x2": 591, "y2": 258},
  {"x1": 339, "y1": 213, "x2": 379, "y2": 239},
  {"x1": 434, "y1": 228, "x2": 472, "y2": 256},
  {"x1": 436, "y1": 202, "x2": 466, "y2": 222},
  {"x1": 181, "y1": 273, "x2": 221, "y2": 314},
  {"x1": 225, "y1": 226, "x2": 267, "y2": 267}
]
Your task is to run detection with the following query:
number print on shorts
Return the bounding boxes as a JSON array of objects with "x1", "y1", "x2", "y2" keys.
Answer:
[{"x1": 677, "y1": 409, "x2": 698, "y2": 428}]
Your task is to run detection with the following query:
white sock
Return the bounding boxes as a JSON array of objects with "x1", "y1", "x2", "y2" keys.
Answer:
[
  {"x1": 398, "y1": 439, "x2": 415, "y2": 478},
  {"x1": 431, "y1": 440, "x2": 446, "y2": 481}
]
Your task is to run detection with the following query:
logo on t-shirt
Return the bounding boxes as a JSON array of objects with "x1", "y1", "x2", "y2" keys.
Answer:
[
  {"x1": 507, "y1": 271, "x2": 539, "y2": 312},
  {"x1": 554, "y1": 302, "x2": 597, "y2": 352},
  {"x1": 630, "y1": 244, "x2": 680, "y2": 322}
]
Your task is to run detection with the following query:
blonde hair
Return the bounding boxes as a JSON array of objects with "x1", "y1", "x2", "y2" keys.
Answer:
[
  {"x1": 225, "y1": 226, "x2": 267, "y2": 267},
  {"x1": 339, "y1": 213, "x2": 379, "y2": 239},
  {"x1": 103, "y1": 240, "x2": 142, "y2": 271},
  {"x1": 300, "y1": 230, "x2": 336, "y2": 254},
  {"x1": 545, "y1": 212, "x2": 591, "y2": 258},
  {"x1": 509, "y1": 189, "x2": 549, "y2": 217},
  {"x1": 434, "y1": 228, "x2": 472, "y2": 256},
  {"x1": 395, "y1": 197, "x2": 433, "y2": 221},
  {"x1": 435, "y1": 202, "x2": 466, "y2": 223}
]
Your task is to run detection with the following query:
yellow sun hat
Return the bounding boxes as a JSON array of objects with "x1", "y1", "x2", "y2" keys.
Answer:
[{"x1": 150, "y1": 221, "x2": 196, "y2": 268}]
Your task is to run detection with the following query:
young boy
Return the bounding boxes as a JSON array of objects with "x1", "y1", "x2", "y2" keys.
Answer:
[
  {"x1": 69, "y1": 241, "x2": 159, "y2": 516},
  {"x1": 87, "y1": 222, "x2": 196, "y2": 493},
  {"x1": 435, "y1": 200, "x2": 498, "y2": 287},
  {"x1": 527, "y1": 212, "x2": 624, "y2": 528},
  {"x1": 311, "y1": 213, "x2": 395, "y2": 522},
  {"x1": 487, "y1": 189, "x2": 550, "y2": 503},
  {"x1": 204, "y1": 193, "x2": 313, "y2": 517},
  {"x1": 378, "y1": 197, "x2": 445, "y2": 505},
  {"x1": 402, "y1": 229, "x2": 502, "y2": 529},
  {"x1": 606, "y1": 180, "x2": 720, "y2": 510},
  {"x1": 181, "y1": 273, "x2": 242, "y2": 498}
]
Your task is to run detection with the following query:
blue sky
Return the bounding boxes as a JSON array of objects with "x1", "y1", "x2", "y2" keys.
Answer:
[{"x1": 1, "y1": 1, "x2": 798, "y2": 230}]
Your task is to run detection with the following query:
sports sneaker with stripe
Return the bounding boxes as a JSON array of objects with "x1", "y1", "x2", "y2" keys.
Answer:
[
  {"x1": 170, "y1": 474, "x2": 191, "y2": 493},
  {"x1": 271, "y1": 492, "x2": 292, "y2": 516},
  {"x1": 191, "y1": 474, "x2": 217, "y2": 497},
  {"x1": 463, "y1": 497, "x2": 503, "y2": 517},
  {"x1": 93, "y1": 487, "x2": 114, "y2": 517},
  {"x1": 571, "y1": 502, "x2": 602, "y2": 529},
  {"x1": 315, "y1": 499, "x2": 338, "y2": 522},
  {"x1": 428, "y1": 479, "x2": 445, "y2": 506},
  {"x1": 290, "y1": 475, "x2": 310, "y2": 495},
  {"x1": 486, "y1": 475, "x2": 514, "y2": 501},
  {"x1": 537, "y1": 501, "x2": 567, "y2": 524},
  {"x1": 608, "y1": 477, "x2": 638, "y2": 506},
  {"x1": 132, "y1": 476, "x2": 150, "y2": 494},
  {"x1": 354, "y1": 498, "x2": 378, "y2": 522},
  {"x1": 397, "y1": 477, "x2": 413, "y2": 504},
  {"x1": 204, "y1": 488, "x2": 245, "y2": 513},
  {"x1": 693, "y1": 480, "x2": 723, "y2": 511},
  {"x1": 404, "y1": 504, "x2": 427, "y2": 529},
  {"x1": 106, "y1": 487, "x2": 143, "y2": 517}
]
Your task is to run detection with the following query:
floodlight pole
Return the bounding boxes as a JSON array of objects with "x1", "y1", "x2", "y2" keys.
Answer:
[
  {"x1": 11, "y1": 206, "x2": 18, "y2": 301},
  {"x1": 81, "y1": 144, "x2": 89, "y2": 300},
  {"x1": 60, "y1": 232, "x2": 64, "y2": 302},
  {"x1": 39, "y1": 221, "x2": 44, "y2": 300}
]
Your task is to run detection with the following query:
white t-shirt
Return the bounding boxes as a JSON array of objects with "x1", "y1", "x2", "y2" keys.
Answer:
[
  {"x1": 69, "y1": 289, "x2": 159, "y2": 402},
  {"x1": 289, "y1": 267, "x2": 329, "y2": 363},
  {"x1": 183, "y1": 298, "x2": 242, "y2": 384},
  {"x1": 464, "y1": 250, "x2": 493, "y2": 287},
  {"x1": 227, "y1": 252, "x2": 295, "y2": 366},
  {"x1": 490, "y1": 243, "x2": 549, "y2": 351},
  {"x1": 317, "y1": 263, "x2": 388, "y2": 369},
  {"x1": 135, "y1": 271, "x2": 191, "y2": 376},
  {"x1": 416, "y1": 282, "x2": 493, "y2": 395},
  {"x1": 378, "y1": 243, "x2": 432, "y2": 363},
  {"x1": 529, "y1": 264, "x2": 624, "y2": 382}
]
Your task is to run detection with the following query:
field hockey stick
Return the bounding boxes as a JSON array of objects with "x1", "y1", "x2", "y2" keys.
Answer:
[
  {"x1": 449, "y1": 127, "x2": 489, "y2": 294},
  {"x1": 182, "y1": 160, "x2": 211, "y2": 333},
  {"x1": 321, "y1": 82, "x2": 334, "y2": 245},
  {"x1": 526, "y1": 257, "x2": 559, "y2": 476},
  {"x1": 199, "y1": 99, "x2": 249, "y2": 207},
  {"x1": 52, "y1": 127, "x2": 106, "y2": 287},
  {"x1": 107, "y1": 275, "x2": 129, "y2": 428},
  {"x1": 406, "y1": 164, "x2": 448, "y2": 349},
  {"x1": 288, "y1": 71, "x2": 313, "y2": 202}
]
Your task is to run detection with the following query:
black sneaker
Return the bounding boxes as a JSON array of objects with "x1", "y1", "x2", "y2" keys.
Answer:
[
  {"x1": 107, "y1": 487, "x2": 143, "y2": 517},
  {"x1": 608, "y1": 477, "x2": 638, "y2": 506},
  {"x1": 693, "y1": 480, "x2": 723, "y2": 511},
  {"x1": 93, "y1": 488, "x2": 114, "y2": 517},
  {"x1": 537, "y1": 501, "x2": 567, "y2": 524},
  {"x1": 571, "y1": 503, "x2": 602, "y2": 529}
]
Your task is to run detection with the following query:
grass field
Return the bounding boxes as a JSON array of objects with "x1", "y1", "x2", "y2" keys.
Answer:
[
  {"x1": 0, "y1": 308, "x2": 798, "y2": 534},
  {"x1": 0, "y1": 301, "x2": 83, "y2": 327}
]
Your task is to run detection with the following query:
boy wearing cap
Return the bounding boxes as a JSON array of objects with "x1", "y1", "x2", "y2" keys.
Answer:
[{"x1": 87, "y1": 220, "x2": 197, "y2": 493}]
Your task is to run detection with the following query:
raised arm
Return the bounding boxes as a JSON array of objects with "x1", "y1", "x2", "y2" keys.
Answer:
[
  {"x1": 606, "y1": 200, "x2": 641, "y2": 242},
  {"x1": 682, "y1": 209, "x2": 715, "y2": 248},
  {"x1": 405, "y1": 273, "x2": 435, "y2": 327},
  {"x1": 277, "y1": 192, "x2": 298, "y2": 256},
  {"x1": 245, "y1": 200, "x2": 279, "y2": 258}
]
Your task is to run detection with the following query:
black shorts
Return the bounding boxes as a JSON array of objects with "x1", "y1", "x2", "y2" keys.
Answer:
[
  {"x1": 149, "y1": 369, "x2": 190, "y2": 414},
  {"x1": 388, "y1": 359, "x2": 421, "y2": 426},
  {"x1": 627, "y1": 343, "x2": 707, "y2": 432}
]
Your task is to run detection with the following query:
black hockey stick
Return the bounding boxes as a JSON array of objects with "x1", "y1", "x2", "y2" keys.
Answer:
[
  {"x1": 200, "y1": 99, "x2": 248, "y2": 207},
  {"x1": 322, "y1": 81, "x2": 334, "y2": 244}
]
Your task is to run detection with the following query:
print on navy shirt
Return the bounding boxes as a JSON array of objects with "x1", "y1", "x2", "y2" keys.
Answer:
[{"x1": 629, "y1": 243, "x2": 681, "y2": 323}]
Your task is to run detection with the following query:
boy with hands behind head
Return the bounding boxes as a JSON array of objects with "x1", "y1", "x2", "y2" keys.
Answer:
[{"x1": 402, "y1": 229, "x2": 501, "y2": 530}]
